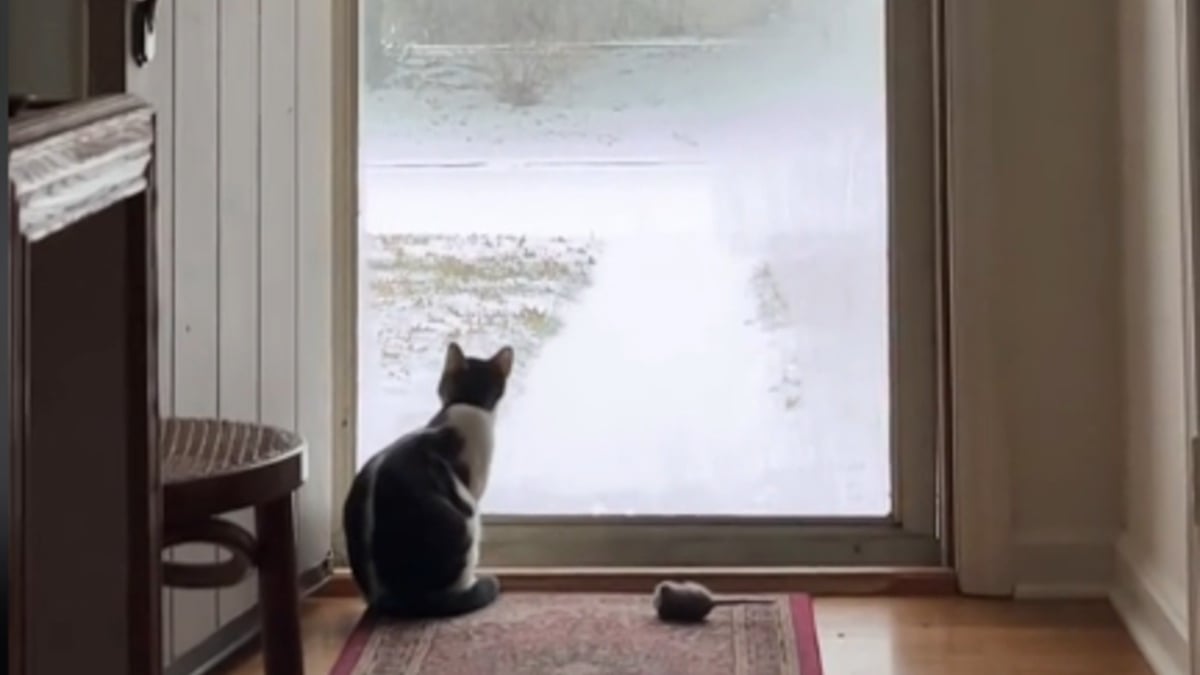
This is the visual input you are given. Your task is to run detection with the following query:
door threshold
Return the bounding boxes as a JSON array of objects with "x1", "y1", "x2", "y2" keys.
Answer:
[{"x1": 315, "y1": 566, "x2": 957, "y2": 597}]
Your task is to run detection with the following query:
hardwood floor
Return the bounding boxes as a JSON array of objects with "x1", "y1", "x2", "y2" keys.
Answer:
[
  {"x1": 816, "y1": 598, "x2": 1152, "y2": 675},
  {"x1": 215, "y1": 596, "x2": 1152, "y2": 674}
]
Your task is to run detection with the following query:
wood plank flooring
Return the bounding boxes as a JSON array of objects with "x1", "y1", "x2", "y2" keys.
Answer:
[{"x1": 215, "y1": 596, "x2": 1153, "y2": 674}]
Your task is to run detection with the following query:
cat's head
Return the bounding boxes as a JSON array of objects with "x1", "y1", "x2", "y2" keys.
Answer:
[{"x1": 437, "y1": 342, "x2": 515, "y2": 411}]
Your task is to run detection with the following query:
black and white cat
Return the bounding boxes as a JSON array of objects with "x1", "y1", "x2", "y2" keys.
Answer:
[{"x1": 343, "y1": 342, "x2": 514, "y2": 618}]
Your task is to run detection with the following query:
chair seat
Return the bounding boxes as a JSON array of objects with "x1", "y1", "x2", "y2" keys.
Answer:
[{"x1": 161, "y1": 417, "x2": 306, "y2": 525}]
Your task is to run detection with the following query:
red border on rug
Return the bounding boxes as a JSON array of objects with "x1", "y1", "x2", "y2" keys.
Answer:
[
  {"x1": 789, "y1": 594, "x2": 825, "y2": 675},
  {"x1": 330, "y1": 611, "x2": 375, "y2": 675},
  {"x1": 330, "y1": 594, "x2": 824, "y2": 674}
]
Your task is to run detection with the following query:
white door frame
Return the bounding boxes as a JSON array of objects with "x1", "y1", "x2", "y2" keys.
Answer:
[
  {"x1": 326, "y1": 0, "x2": 1012, "y2": 580},
  {"x1": 940, "y1": 1, "x2": 1012, "y2": 596},
  {"x1": 331, "y1": 0, "x2": 360, "y2": 568},
  {"x1": 1177, "y1": 0, "x2": 1200, "y2": 667}
]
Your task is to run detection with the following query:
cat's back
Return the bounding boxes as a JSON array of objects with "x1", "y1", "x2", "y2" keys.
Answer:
[
  {"x1": 343, "y1": 427, "x2": 460, "y2": 599},
  {"x1": 345, "y1": 426, "x2": 451, "y2": 511},
  {"x1": 343, "y1": 431, "x2": 436, "y2": 553}
]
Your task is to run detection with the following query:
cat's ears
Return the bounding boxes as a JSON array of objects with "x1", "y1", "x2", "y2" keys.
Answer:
[
  {"x1": 490, "y1": 345, "x2": 515, "y2": 378},
  {"x1": 442, "y1": 342, "x2": 515, "y2": 378},
  {"x1": 443, "y1": 342, "x2": 467, "y2": 374}
]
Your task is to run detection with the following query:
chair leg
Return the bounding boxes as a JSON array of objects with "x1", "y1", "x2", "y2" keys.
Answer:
[{"x1": 255, "y1": 494, "x2": 304, "y2": 675}]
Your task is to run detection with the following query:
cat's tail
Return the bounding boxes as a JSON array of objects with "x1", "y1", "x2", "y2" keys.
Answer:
[{"x1": 371, "y1": 574, "x2": 501, "y2": 619}]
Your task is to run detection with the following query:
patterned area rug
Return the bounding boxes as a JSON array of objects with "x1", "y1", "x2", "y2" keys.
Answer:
[{"x1": 332, "y1": 593, "x2": 822, "y2": 675}]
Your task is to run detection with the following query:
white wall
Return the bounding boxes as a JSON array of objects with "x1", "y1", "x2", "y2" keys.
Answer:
[
  {"x1": 127, "y1": 0, "x2": 334, "y2": 667},
  {"x1": 1112, "y1": 0, "x2": 1192, "y2": 671},
  {"x1": 971, "y1": 0, "x2": 1126, "y2": 594}
]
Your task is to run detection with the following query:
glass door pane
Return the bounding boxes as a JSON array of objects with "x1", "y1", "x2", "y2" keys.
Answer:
[{"x1": 356, "y1": 0, "x2": 941, "y2": 565}]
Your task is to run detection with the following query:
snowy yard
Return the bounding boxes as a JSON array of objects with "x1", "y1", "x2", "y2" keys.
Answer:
[{"x1": 356, "y1": 1, "x2": 891, "y2": 516}]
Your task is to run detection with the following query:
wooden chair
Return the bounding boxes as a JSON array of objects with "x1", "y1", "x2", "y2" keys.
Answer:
[{"x1": 160, "y1": 418, "x2": 307, "y2": 675}]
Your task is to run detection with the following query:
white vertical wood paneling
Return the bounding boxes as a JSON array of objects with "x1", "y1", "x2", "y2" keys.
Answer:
[
  {"x1": 130, "y1": 0, "x2": 332, "y2": 664},
  {"x1": 261, "y1": 0, "x2": 300, "y2": 446},
  {"x1": 296, "y1": 0, "x2": 335, "y2": 570},
  {"x1": 217, "y1": 0, "x2": 263, "y2": 625},
  {"x1": 171, "y1": 0, "x2": 222, "y2": 656}
]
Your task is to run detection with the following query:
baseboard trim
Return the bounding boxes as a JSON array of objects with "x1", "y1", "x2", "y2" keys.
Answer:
[
  {"x1": 1110, "y1": 537, "x2": 1189, "y2": 675},
  {"x1": 316, "y1": 566, "x2": 958, "y2": 597},
  {"x1": 166, "y1": 560, "x2": 332, "y2": 675},
  {"x1": 164, "y1": 605, "x2": 259, "y2": 675},
  {"x1": 1012, "y1": 531, "x2": 1114, "y2": 599}
]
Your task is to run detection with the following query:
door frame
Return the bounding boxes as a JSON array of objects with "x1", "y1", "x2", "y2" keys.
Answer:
[
  {"x1": 328, "y1": 0, "x2": 1010, "y2": 578},
  {"x1": 1178, "y1": 0, "x2": 1200, "y2": 666},
  {"x1": 939, "y1": 0, "x2": 1012, "y2": 596}
]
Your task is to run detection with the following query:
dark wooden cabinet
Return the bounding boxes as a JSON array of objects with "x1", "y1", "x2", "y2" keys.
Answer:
[{"x1": 8, "y1": 95, "x2": 162, "y2": 675}]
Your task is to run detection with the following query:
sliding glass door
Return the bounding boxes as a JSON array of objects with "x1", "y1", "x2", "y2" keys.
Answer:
[{"x1": 352, "y1": 0, "x2": 944, "y2": 566}]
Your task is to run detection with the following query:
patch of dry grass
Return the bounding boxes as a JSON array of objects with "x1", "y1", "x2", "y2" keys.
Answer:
[{"x1": 364, "y1": 233, "x2": 600, "y2": 388}]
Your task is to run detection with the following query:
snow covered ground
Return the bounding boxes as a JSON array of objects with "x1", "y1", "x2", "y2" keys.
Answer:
[{"x1": 357, "y1": 2, "x2": 892, "y2": 516}]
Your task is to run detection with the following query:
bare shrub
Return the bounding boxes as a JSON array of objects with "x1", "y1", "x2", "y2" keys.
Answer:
[
  {"x1": 480, "y1": 0, "x2": 562, "y2": 107},
  {"x1": 487, "y1": 49, "x2": 547, "y2": 107},
  {"x1": 484, "y1": 45, "x2": 579, "y2": 107}
]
